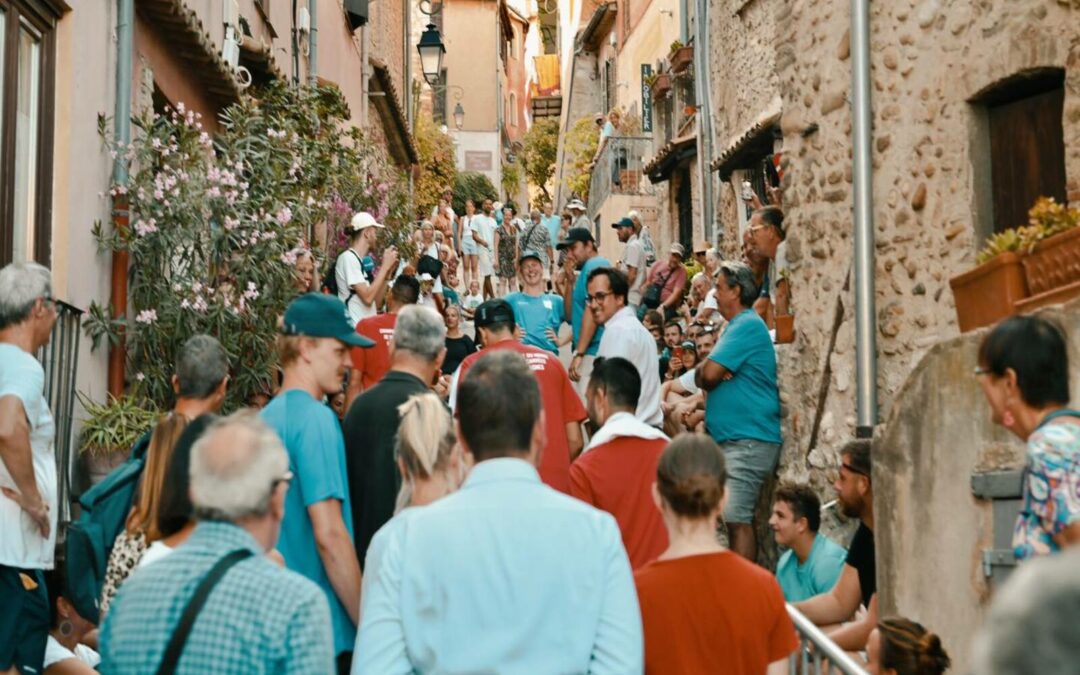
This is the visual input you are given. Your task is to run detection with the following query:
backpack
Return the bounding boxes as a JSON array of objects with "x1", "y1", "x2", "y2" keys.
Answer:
[
  {"x1": 64, "y1": 430, "x2": 151, "y2": 624},
  {"x1": 320, "y1": 250, "x2": 366, "y2": 301}
]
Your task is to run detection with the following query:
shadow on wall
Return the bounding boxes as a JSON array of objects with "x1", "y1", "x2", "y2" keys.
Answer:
[{"x1": 874, "y1": 296, "x2": 1080, "y2": 672}]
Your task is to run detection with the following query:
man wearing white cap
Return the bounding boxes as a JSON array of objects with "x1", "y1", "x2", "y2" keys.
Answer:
[
  {"x1": 336, "y1": 212, "x2": 399, "y2": 325},
  {"x1": 567, "y1": 199, "x2": 592, "y2": 234}
]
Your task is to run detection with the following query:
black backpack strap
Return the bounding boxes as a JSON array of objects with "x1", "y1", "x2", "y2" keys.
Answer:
[{"x1": 155, "y1": 549, "x2": 254, "y2": 675}]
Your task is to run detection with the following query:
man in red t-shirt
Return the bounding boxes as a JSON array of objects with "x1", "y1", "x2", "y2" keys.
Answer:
[
  {"x1": 571, "y1": 356, "x2": 669, "y2": 568},
  {"x1": 451, "y1": 299, "x2": 586, "y2": 492},
  {"x1": 345, "y1": 275, "x2": 419, "y2": 409},
  {"x1": 645, "y1": 244, "x2": 688, "y2": 319}
]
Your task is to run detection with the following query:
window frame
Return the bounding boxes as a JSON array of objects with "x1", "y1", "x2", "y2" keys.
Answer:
[{"x1": 0, "y1": 0, "x2": 61, "y2": 267}]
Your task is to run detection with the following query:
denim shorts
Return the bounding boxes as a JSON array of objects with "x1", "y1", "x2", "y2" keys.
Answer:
[
  {"x1": 461, "y1": 235, "x2": 478, "y2": 255},
  {"x1": 720, "y1": 439, "x2": 781, "y2": 524}
]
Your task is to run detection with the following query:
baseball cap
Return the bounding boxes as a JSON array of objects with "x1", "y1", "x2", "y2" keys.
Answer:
[
  {"x1": 612, "y1": 217, "x2": 635, "y2": 229},
  {"x1": 669, "y1": 243, "x2": 686, "y2": 259},
  {"x1": 282, "y1": 294, "x2": 375, "y2": 347},
  {"x1": 474, "y1": 299, "x2": 516, "y2": 328},
  {"x1": 348, "y1": 212, "x2": 384, "y2": 233},
  {"x1": 518, "y1": 250, "x2": 543, "y2": 264},
  {"x1": 556, "y1": 227, "x2": 596, "y2": 250},
  {"x1": 418, "y1": 273, "x2": 434, "y2": 282}
]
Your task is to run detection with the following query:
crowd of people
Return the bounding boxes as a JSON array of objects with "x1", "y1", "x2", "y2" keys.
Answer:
[{"x1": 0, "y1": 181, "x2": 1077, "y2": 674}]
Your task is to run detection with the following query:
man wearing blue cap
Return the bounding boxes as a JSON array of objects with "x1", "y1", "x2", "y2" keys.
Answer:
[
  {"x1": 613, "y1": 216, "x2": 646, "y2": 312},
  {"x1": 260, "y1": 293, "x2": 372, "y2": 670}
]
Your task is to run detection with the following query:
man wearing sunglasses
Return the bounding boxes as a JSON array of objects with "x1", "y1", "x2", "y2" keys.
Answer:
[{"x1": 794, "y1": 438, "x2": 877, "y2": 653}]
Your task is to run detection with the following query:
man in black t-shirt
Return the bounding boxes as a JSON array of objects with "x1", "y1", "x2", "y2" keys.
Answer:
[
  {"x1": 794, "y1": 438, "x2": 877, "y2": 652},
  {"x1": 343, "y1": 305, "x2": 446, "y2": 567}
]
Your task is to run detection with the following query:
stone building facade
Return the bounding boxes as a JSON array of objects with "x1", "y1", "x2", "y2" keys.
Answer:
[{"x1": 706, "y1": 0, "x2": 1079, "y2": 665}]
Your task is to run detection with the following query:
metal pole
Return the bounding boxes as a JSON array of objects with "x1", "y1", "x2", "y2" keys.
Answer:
[
  {"x1": 108, "y1": 0, "x2": 134, "y2": 397},
  {"x1": 308, "y1": 0, "x2": 318, "y2": 83},
  {"x1": 693, "y1": 0, "x2": 715, "y2": 243},
  {"x1": 851, "y1": 0, "x2": 877, "y2": 437}
]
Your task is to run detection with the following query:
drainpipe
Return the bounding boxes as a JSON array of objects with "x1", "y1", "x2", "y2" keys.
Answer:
[
  {"x1": 308, "y1": 0, "x2": 318, "y2": 83},
  {"x1": 403, "y1": 0, "x2": 411, "y2": 125},
  {"x1": 108, "y1": 0, "x2": 134, "y2": 397},
  {"x1": 851, "y1": 0, "x2": 877, "y2": 438},
  {"x1": 692, "y1": 0, "x2": 714, "y2": 242}
]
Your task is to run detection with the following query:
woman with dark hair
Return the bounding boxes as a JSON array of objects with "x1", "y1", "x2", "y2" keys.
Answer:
[
  {"x1": 634, "y1": 433, "x2": 797, "y2": 674},
  {"x1": 42, "y1": 563, "x2": 99, "y2": 674},
  {"x1": 866, "y1": 617, "x2": 951, "y2": 675},
  {"x1": 975, "y1": 315, "x2": 1079, "y2": 559}
]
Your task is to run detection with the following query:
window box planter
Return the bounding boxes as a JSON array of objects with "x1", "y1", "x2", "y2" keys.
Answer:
[
  {"x1": 650, "y1": 73, "x2": 672, "y2": 99},
  {"x1": 949, "y1": 252, "x2": 1029, "y2": 333},
  {"x1": 1016, "y1": 227, "x2": 1080, "y2": 312},
  {"x1": 669, "y1": 45, "x2": 694, "y2": 74}
]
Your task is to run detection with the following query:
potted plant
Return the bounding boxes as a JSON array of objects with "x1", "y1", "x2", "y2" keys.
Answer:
[
  {"x1": 78, "y1": 394, "x2": 159, "y2": 485},
  {"x1": 668, "y1": 40, "x2": 694, "y2": 74},
  {"x1": 649, "y1": 72, "x2": 672, "y2": 99},
  {"x1": 1016, "y1": 196, "x2": 1080, "y2": 312},
  {"x1": 949, "y1": 228, "x2": 1031, "y2": 333}
]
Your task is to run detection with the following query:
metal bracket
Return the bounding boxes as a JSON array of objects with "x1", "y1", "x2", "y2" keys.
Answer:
[{"x1": 981, "y1": 548, "x2": 1016, "y2": 579}]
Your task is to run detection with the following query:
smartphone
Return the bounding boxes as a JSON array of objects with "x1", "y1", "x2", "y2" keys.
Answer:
[
  {"x1": 741, "y1": 181, "x2": 753, "y2": 201},
  {"x1": 673, "y1": 346, "x2": 685, "y2": 361}
]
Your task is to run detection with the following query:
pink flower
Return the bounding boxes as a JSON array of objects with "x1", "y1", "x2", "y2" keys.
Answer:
[
  {"x1": 275, "y1": 207, "x2": 292, "y2": 225},
  {"x1": 133, "y1": 218, "x2": 158, "y2": 237},
  {"x1": 135, "y1": 372, "x2": 146, "y2": 382},
  {"x1": 135, "y1": 309, "x2": 157, "y2": 324}
]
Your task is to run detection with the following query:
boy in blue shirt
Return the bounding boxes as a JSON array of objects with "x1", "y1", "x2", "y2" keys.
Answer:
[
  {"x1": 506, "y1": 251, "x2": 565, "y2": 354},
  {"x1": 260, "y1": 293, "x2": 373, "y2": 666},
  {"x1": 770, "y1": 483, "x2": 847, "y2": 602}
]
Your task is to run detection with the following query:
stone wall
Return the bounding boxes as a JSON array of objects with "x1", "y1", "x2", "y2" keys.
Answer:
[
  {"x1": 707, "y1": 0, "x2": 1080, "y2": 491},
  {"x1": 875, "y1": 297, "x2": 1080, "y2": 670}
]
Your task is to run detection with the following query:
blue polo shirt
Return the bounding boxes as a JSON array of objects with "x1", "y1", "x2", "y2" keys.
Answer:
[
  {"x1": 544, "y1": 215, "x2": 562, "y2": 247},
  {"x1": 704, "y1": 308, "x2": 781, "y2": 444},
  {"x1": 572, "y1": 256, "x2": 610, "y2": 355},
  {"x1": 775, "y1": 533, "x2": 847, "y2": 602},
  {"x1": 261, "y1": 390, "x2": 356, "y2": 655},
  {"x1": 506, "y1": 291, "x2": 565, "y2": 354}
]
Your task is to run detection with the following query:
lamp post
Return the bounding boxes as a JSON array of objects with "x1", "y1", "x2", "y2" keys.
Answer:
[
  {"x1": 417, "y1": 23, "x2": 445, "y2": 85},
  {"x1": 453, "y1": 102, "x2": 465, "y2": 130}
]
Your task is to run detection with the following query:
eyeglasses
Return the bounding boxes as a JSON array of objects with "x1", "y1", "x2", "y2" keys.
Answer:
[
  {"x1": 586, "y1": 291, "x2": 614, "y2": 304},
  {"x1": 973, "y1": 366, "x2": 991, "y2": 376},
  {"x1": 747, "y1": 225, "x2": 767, "y2": 235},
  {"x1": 271, "y1": 470, "x2": 294, "y2": 491},
  {"x1": 839, "y1": 462, "x2": 868, "y2": 478}
]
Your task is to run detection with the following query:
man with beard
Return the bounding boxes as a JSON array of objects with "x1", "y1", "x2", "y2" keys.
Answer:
[
  {"x1": 795, "y1": 439, "x2": 877, "y2": 652},
  {"x1": 556, "y1": 228, "x2": 610, "y2": 395},
  {"x1": 505, "y1": 251, "x2": 565, "y2": 355},
  {"x1": 470, "y1": 199, "x2": 499, "y2": 299}
]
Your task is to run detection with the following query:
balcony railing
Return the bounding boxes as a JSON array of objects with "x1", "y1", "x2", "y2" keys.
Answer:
[
  {"x1": 587, "y1": 135, "x2": 655, "y2": 219},
  {"x1": 36, "y1": 300, "x2": 84, "y2": 526},
  {"x1": 786, "y1": 604, "x2": 870, "y2": 674}
]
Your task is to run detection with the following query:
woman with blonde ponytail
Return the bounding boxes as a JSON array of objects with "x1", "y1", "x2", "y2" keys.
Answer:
[{"x1": 358, "y1": 393, "x2": 465, "y2": 614}]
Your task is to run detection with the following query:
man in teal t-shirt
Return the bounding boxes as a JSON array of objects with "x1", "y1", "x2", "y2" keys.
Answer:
[
  {"x1": 543, "y1": 203, "x2": 562, "y2": 249},
  {"x1": 506, "y1": 250, "x2": 565, "y2": 354},
  {"x1": 260, "y1": 293, "x2": 373, "y2": 662},
  {"x1": 697, "y1": 261, "x2": 781, "y2": 562},
  {"x1": 557, "y1": 227, "x2": 609, "y2": 395},
  {"x1": 769, "y1": 484, "x2": 846, "y2": 602}
]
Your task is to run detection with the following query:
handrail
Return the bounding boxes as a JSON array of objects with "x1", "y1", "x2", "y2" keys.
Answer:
[
  {"x1": 786, "y1": 604, "x2": 870, "y2": 675},
  {"x1": 587, "y1": 135, "x2": 655, "y2": 220}
]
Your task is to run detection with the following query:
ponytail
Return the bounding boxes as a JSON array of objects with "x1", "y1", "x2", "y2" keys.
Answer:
[
  {"x1": 127, "y1": 412, "x2": 190, "y2": 542},
  {"x1": 394, "y1": 393, "x2": 458, "y2": 512}
]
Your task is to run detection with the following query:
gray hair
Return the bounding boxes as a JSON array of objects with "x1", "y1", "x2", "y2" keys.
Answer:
[
  {"x1": 0, "y1": 262, "x2": 52, "y2": 330},
  {"x1": 971, "y1": 548, "x2": 1080, "y2": 673},
  {"x1": 176, "y1": 335, "x2": 229, "y2": 399},
  {"x1": 189, "y1": 411, "x2": 289, "y2": 521},
  {"x1": 393, "y1": 305, "x2": 446, "y2": 361},
  {"x1": 530, "y1": 209, "x2": 541, "y2": 220},
  {"x1": 718, "y1": 261, "x2": 759, "y2": 307}
]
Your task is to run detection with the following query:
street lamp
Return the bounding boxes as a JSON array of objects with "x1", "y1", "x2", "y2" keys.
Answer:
[
  {"x1": 453, "y1": 102, "x2": 465, "y2": 130},
  {"x1": 417, "y1": 23, "x2": 445, "y2": 86}
]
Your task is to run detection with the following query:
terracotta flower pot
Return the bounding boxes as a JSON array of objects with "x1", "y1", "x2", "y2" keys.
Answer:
[
  {"x1": 669, "y1": 46, "x2": 694, "y2": 74},
  {"x1": 650, "y1": 73, "x2": 672, "y2": 99},
  {"x1": 1016, "y1": 227, "x2": 1080, "y2": 313},
  {"x1": 949, "y1": 252, "x2": 1029, "y2": 333}
]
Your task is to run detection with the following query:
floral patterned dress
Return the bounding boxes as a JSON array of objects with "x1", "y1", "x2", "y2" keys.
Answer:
[
  {"x1": 1012, "y1": 417, "x2": 1080, "y2": 560},
  {"x1": 496, "y1": 224, "x2": 518, "y2": 279}
]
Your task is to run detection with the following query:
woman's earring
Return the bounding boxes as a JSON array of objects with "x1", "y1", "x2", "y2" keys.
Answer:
[
  {"x1": 59, "y1": 619, "x2": 74, "y2": 637},
  {"x1": 1003, "y1": 409, "x2": 1016, "y2": 428}
]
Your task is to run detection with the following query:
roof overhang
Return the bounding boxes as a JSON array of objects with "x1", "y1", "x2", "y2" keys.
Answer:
[
  {"x1": 498, "y1": 0, "x2": 514, "y2": 41},
  {"x1": 137, "y1": 0, "x2": 244, "y2": 108},
  {"x1": 646, "y1": 134, "x2": 697, "y2": 183},
  {"x1": 369, "y1": 59, "x2": 419, "y2": 167},
  {"x1": 577, "y1": 2, "x2": 617, "y2": 52},
  {"x1": 710, "y1": 101, "x2": 782, "y2": 180}
]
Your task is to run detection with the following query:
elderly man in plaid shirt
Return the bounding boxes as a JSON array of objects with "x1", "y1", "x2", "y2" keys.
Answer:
[{"x1": 100, "y1": 412, "x2": 333, "y2": 673}]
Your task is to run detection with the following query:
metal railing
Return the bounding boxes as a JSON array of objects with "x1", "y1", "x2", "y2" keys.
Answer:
[
  {"x1": 36, "y1": 300, "x2": 85, "y2": 526},
  {"x1": 587, "y1": 135, "x2": 655, "y2": 220},
  {"x1": 786, "y1": 604, "x2": 870, "y2": 675}
]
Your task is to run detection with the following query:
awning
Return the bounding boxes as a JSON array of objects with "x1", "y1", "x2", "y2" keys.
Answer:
[
  {"x1": 137, "y1": 0, "x2": 244, "y2": 107},
  {"x1": 645, "y1": 134, "x2": 697, "y2": 183},
  {"x1": 369, "y1": 59, "x2": 419, "y2": 167},
  {"x1": 577, "y1": 2, "x2": 617, "y2": 52},
  {"x1": 710, "y1": 102, "x2": 782, "y2": 180}
]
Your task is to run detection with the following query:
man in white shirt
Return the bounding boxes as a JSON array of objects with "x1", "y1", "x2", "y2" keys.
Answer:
[
  {"x1": 586, "y1": 267, "x2": 662, "y2": 427},
  {"x1": 567, "y1": 198, "x2": 592, "y2": 233},
  {"x1": 335, "y1": 212, "x2": 400, "y2": 325},
  {"x1": 613, "y1": 217, "x2": 646, "y2": 311},
  {"x1": 0, "y1": 262, "x2": 59, "y2": 675},
  {"x1": 471, "y1": 199, "x2": 498, "y2": 299}
]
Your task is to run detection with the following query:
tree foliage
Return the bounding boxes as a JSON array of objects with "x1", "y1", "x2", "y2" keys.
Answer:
[
  {"x1": 86, "y1": 83, "x2": 410, "y2": 412},
  {"x1": 452, "y1": 171, "x2": 498, "y2": 214},
  {"x1": 412, "y1": 114, "x2": 458, "y2": 219},
  {"x1": 562, "y1": 116, "x2": 599, "y2": 203},
  {"x1": 521, "y1": 117, "x2": 559, "y2": 204}
]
